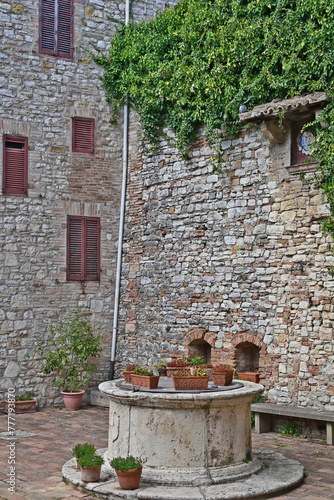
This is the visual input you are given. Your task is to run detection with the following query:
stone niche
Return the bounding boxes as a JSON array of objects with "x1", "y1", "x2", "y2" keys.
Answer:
[
  {"x1": 234, "y1": 342, "x2": 260, "y2": 372},
  {"x1": 188, "y1": 339, "x2": 212, "y2": 363}
]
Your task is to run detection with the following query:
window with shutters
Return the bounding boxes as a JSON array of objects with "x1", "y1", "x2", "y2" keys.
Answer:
[
  {"x1": 40, "y1": 0, "x2": 73, "y2": 58},
  {"x1": 72, "y1": 117, "x2": 95, "y2": 153},
  {"x1": 67, "y1": 216, "x2": 101, "y2": 281},
  {"x1": 2, "y1": 135, "x2": 28, "y2": 195}
]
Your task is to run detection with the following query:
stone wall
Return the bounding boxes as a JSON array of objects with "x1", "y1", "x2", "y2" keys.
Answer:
[
  {"x1": 118, "y1": 116, "x2": 334, "y2": 410},
  {"x1": 0, "y1": 0, "x2": 177, "y2": 406}
]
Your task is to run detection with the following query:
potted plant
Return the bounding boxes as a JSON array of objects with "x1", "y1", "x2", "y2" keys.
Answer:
[
  {"x1": 73, "y1": 443, "x2": 96, "y2": 471},
  {"x1": 166, "y1": 358, "x2": 188, "y2": 377},
  {"x1": 78, "y1": 450, "x2": 104, "y2": 482},
  {"x1": 131, "y1": 367, "x2": 160, "y2": 389},
  {"x1": 37, "y1": 310, "x2": 102, "y2": 411},
  {"x1": 123, "y1": 364, "x2": 139, "y2": 383},
  {"x1": 153, "y1": 359, "x2": 167, "y2": 376},
  {"x1": 4, "y1": 391, "x2": 37, "y2": 414},
  {"x1": 110, "y1": 456, "x2": 146, "y2": 490},
  {"x1": 212, "y1": 364, "x2": 234, "y2": 386},
  {"x1": 172, "y1": 365, "x2": 209, "y2": 390},
  {"x1": 237, "y1": 371, "x2": 260, "y2": 383}
]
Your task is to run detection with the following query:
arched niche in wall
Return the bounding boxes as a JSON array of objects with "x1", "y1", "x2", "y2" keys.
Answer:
[
  {"x1": 234, "y1": 341, "x2": 260, "y2": 372},
  {"x1": 188, "y1": 339, "x2": 212, "y2": 364}
]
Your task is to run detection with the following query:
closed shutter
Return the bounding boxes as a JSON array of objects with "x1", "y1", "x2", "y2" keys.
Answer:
[
  {"x1": 67, "y1": 217, "x2": 84, "y2": 280},
  {"x1": 40, "y1": 0, "x2": 56, "y2": 54},
  {"x1": 3, "y1": 136, "x2": 28, "y2": 195},
  {"x1": 58, "y1": 0, "x2": 73, "y2": 58},
  {"x1": 85, "y1": 218, "x2": 100, "y2": 280},
  {"x1": 67, "y1": 217, "x2": 100, "y2": 281},
  {"x1": 72, "y1": 118, "x2": 95, "y2": 153},
  {"x1": 40, "y1": 0, "x2": 73, "y2": 58}
]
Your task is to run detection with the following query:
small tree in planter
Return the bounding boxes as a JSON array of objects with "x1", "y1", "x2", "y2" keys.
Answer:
[{"x1": 37, "y1": 310, "x2": 102, "y2": 410}]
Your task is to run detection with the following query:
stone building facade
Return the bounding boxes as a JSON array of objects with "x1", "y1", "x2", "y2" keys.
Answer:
[
  {"x1": 117, "y1": 94, "x2": 334, "y2": 411},
  {"x1": 0, "y1": 0, "x2": 175, "y2": 405}
]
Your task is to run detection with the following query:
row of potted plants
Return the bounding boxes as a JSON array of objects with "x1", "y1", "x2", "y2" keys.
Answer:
[{"x1": 73, "y1": 443, "x2": 145, "y2": 489}]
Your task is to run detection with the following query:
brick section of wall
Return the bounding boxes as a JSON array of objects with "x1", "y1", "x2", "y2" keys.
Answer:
[
  {"x1": 118, "y1": 120, "x2": 334, "y2": 410},
  {"x1": 0, "y1": 0, "x2": 178, "y2": 406}
]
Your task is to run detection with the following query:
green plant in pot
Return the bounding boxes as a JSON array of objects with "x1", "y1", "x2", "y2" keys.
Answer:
[
  {"x1": 78, "y1": 451, "x2": 104, "y2": 482},
  {"x1": 153, "y1": 359, "x2": 167, "y2": 376},
  {"x1": 73, "y1": 443, "x2": 96, "y2": 470},
  {"x1": 172, "y1": 365, "x2": 209, "y2": 390},
  {"x1": 123, "y1": 363, "x2": 139, "y2": 383},
  {"x1": 212, "y1": 364, "x2": 235, "y2": 386},
  {"x1": 37, "y1": 310, "x2": 102, "y2": 411},
  {"x1": 5, "y1": 391, "x2": 37, "y2": 414},
  {"x1": 110, "y1": 456, "x2": 146, "y2": 490},
  {"x1": 131, "y1": 367, "x2": 160, "y2": 389}
]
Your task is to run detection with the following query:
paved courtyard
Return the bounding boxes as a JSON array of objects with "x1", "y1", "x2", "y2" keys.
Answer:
[{"x1": 0, "y1": 405, "x2": 334, "y2": 500}]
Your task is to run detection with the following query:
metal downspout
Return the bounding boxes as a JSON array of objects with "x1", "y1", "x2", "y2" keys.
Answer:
[{"x1": 110, "y1": 0, "x2": 130, "y2": 379}]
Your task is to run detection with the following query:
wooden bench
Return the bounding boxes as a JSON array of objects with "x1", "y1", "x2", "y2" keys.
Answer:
[{"x1": 251, "y1": 403, "x2": 334, "y2": 445}]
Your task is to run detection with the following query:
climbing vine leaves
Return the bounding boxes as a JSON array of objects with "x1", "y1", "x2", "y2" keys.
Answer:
[{"x1": 90, "y1": 0, "x2": 334, "y2": 233}]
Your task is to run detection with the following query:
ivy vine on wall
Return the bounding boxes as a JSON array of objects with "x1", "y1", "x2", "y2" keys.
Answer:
[{"x1": 90, "y1": 0, "x2": 334, "y2": 235}]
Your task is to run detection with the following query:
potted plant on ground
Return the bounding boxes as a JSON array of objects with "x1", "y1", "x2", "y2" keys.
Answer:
[
  {"x1": 131, "y1": 367, "x2": 160, "y2": 389},
  {"x1": 212, "y1": 364, "x2": 234, "y2": 386},
  {"x1": 172, "y1": 365, "x2": 209, "y2": 390},
  {"x1": 153, "y1": 359, "x2": 167, "y2": 376},
  {"x1": 73, "y1": 443, "x2": 96, "y2": 470},
  {"x1": 123, "y1": 364, "x2": 139, "y2": 383},
  {"x1": 37, "y1": 310, "x2": 102, "y2": 411},
  {"x1": 78, "y1": 450, "x2": 104, "y2": 482},
  {"x1": 4, "y1": 391, "x2": 37, "y2": 414},
  {"x1": 110, "y1": 456, "x2": 146, "y2": 490}
]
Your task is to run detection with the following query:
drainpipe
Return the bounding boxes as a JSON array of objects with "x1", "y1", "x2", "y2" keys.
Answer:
[{"x1": 110, "y1": 0, "x2": 130, "y2": 380}]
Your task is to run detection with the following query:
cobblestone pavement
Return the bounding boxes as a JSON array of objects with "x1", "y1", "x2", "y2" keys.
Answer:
[{"x1": 0, "y1": 406, "x2": 334, "y2": 500}]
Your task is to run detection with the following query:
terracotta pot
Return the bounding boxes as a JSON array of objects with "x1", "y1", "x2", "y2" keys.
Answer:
[
  {"x1": 123, "y1": 370, "x2": 136, "y2": 383},
  {"x1": 115, "y1": 466, "x2": 142, "y2": 490},
  {"x1": 80, "y1": 464, "x2": 101, "y2": 482},
  {"x1": 212, "y1": 371, "x2": 233, "y2": 386},
  {"x1": 238, "y1": 372, "x2": 260, "y2": 383},
  {"x1": 61, "y1": 390, "x2": 85, "y2": 411},
  {"x1": 172, "y1": 375, "x2": 209, "y2": 391},
  {"x1": 131, "y1": 375, "x2": 159, "y2": 389},
  {"x1": 158, "y1": 368, "x2": 167, "y2": 377},
  {"x1": 5, "y1": 400, "x2": 37, "y2": 414},
  {"x1": 166, "y1": 366, "x2": 190, "y2": 377}
]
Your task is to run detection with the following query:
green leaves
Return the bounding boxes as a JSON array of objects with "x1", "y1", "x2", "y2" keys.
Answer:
[{"x1": 90, "y1": 0, "x2": 334, "y2": 234}]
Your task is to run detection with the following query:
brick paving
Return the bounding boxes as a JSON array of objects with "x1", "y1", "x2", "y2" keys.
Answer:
[{"x1": 0, "y1": 405, "x2": 334, "y2": 500}]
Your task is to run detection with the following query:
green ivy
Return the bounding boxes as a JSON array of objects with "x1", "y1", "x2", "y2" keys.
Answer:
[{"x1": 90, "y1": 0, "x2": 334, "y2": 232}]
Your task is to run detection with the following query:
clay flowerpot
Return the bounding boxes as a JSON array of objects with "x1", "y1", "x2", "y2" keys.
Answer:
[
  {"x1": 166, "y1": 366, "x2": 190, "y2": 378},
  {"x1": 5, "y1": 399, "x2": 37, "y2": 414},
  {"x1": 212, "y1": 371, "x2": 233, "y2": 386},
  {"x1": 123, "y1": 370, "x2": 136, "y2": 383},
  {"x1": 61, "y1": 390, "x2": 85, "y2": 411},
  {"x1": 115, "y1": 467, "x2": 142, "y2": 490},
  {"x1": 172, "y1": 375, "x2": 209, "y2": 391},
  {"x1": 80, "y1": 464, "x2": 101, "y2": 482},
  {"x1": 131, "y1": 375, "x2": 159, "y2": 389},
  {"x1": 238, "y1": 372, "x2": 260, "y2": 383}
]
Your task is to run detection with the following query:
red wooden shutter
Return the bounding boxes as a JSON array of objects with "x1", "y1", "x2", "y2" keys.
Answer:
[
  {"x1": 67, "y1": 217, "x2": 100, "y2": 281},
  {"x1": 3, "y1": 136, "x2": 28, "y2": 195},
  {"x1": 40, "y1": 0, "x2": 56, "y2": 55},
  {"x1": 67, "y1": 217, "x2": 84, "y2": 280},
  {"x1": 72, "y1": 118, "x2": 95, "y2": 153},
  {"x1": 85, "y1": 218, "x2": 100, "y2": 280},
  {"x1": 57, "y1": 0, "x2": 73, "y2": 58}
]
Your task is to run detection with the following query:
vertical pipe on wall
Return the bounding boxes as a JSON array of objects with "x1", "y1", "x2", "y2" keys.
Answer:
[{"x1": 110, "y1": 0, "x2": 130, "y2": 379}]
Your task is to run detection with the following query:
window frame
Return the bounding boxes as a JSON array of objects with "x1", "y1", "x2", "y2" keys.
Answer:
[
  {"x1": 2, "y1": 135, "x2": 28, "y2": 195},
  {"x1": 67, "y1": 216, "x2": 101, "y2": 282},
  {"x1": 39, "y1": 0, "x2": 74, "y2": 59},
  {"x1": 72, "y1": 117, "x2": 95, "y2": 154}
]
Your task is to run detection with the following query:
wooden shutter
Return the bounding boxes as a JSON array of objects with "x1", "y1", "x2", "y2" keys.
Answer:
[
  {"x1": 85, "y1": 218, "x2": 100, "y2": 280},
  {"x1": 72, "y1": 118, "x2": 95, "y2": 153},
  {"x1": 40, "y1": 0, "x2": 73, "y2": 58},
  {"x1": 40, "y1": 0, "x2": 56, "y2": 55},
  {"x1": 3, "y1": 136, "x2": 28, "y2": 195},
  {"x1": 67, "y1": 217, "x2": 84, "y2": 280},
  {"x1": 67, "y1": 217, "x2": 100, "y2": 281},
  {"x1": 57, "y1": 0, "x2": 73, "y2": 58}
]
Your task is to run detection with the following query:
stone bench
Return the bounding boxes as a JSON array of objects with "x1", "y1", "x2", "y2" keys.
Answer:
[{"x1": 251, "y1": 403, "x2": 334, "y2": 445}]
